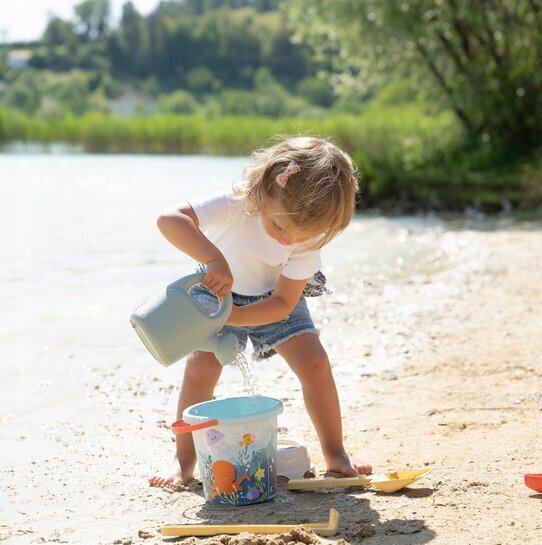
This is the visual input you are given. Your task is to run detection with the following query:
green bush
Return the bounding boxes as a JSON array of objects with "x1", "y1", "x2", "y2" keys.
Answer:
[
  {"x1": 296, "y1": 76, "x2": 335, "y2": 107},
  {"x1": 0, "y1": 104, "x2": 539, "y2": 210},
  {"x1": 157, "y1": 90, "x2": 199, "y2": 114},
  {"x1": 6, "y1": 82, "x2": 40, "y2": 114},
  {"x1": 186, "y1": 67, "x2": 221, "y2": 94}
]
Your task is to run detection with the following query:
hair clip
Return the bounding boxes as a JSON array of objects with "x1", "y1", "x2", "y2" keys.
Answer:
[{"x1": 276, "y1": 161, "x2": 301, "y2": 188}]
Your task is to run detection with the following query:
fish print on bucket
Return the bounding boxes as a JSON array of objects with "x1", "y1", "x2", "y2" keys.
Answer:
[{"x1": 239, "y1": 433, "x2": 255, "y2": 446}]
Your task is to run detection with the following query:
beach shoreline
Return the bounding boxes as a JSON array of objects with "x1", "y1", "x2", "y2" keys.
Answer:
[{"x1": 2, "y1": 220, "x2": 541, "y2": 545}]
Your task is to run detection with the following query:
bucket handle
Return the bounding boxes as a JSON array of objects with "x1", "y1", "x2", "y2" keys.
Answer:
[{"x1": 171, "y1": 418, "x2": 219, "y2": 435}]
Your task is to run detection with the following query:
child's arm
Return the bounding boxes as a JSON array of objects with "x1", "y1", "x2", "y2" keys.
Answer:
[
  {"x1": 157, "y1": 203, "x2": 233, "y2": 297},
  {"x1": 227, "y1": 275, "x2": 308, "y2": 326}
]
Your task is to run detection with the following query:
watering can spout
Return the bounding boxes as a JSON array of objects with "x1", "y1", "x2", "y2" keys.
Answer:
[{"x1": 200, "y1": 332, "x2": 239, "y2": 366}]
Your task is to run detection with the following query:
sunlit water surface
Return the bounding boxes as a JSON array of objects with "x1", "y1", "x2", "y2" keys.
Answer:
[{"x1": 0, "y1": 153, "x2": 469, "y2": 468}]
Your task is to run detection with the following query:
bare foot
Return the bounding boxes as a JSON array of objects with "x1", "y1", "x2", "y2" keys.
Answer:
[
  {"x1": 148, "y1": 456, "x2": 195, "y2": 489},
  {"x1": 325, "y1": 449, "x2": 372, "y2": 476}
]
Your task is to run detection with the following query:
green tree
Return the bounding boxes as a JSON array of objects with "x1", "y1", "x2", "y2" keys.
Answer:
[
  {"x1": 186, "y1": 66, "x2": 221, "y2": 94},
  {"x1": 288, "y1": 0, "x2": 542, "y2": 155},
  {"x1": 175, "y1": 0, "x2": 279, "y2": 16},
  {"x1": 115, "y1": 2, "x2": 151, "y2": 76},
  {"x1": 99, "y1": 73, "x2": 126, "y2": 99},
  {"x1": 157, "y1": 89, "x2": 199, "y2": 113},
  {"x1": 74, "y1": 0, "x2": 111, "y2": 40},
  {"x1": 50, "y1": 72, "x2": 92, "y2": 115},
  {"x1": 6, "y1": 78, "x2": 40, "y2": 114},
  {"x1": 260, "y1": 27, "x2": 311, "y2": 87},
  {"x1": 43, "y1": 17, "x2": 79, "y2": 49},
  {"x1": 296, "y1": 75, "x2": 334, "y2": 107},
  {"x1": 193, "y1": 8, "x2": 262, "y2": 87}
]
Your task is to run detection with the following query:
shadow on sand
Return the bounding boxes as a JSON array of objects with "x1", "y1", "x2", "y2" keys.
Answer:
[{"x1": 162, "y1": 481, "x2": 437, "y2": 544}]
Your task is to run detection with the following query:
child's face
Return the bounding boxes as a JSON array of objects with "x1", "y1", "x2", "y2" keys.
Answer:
[{"x1": 261, "y1": 197, "x2": 319, "y2": 246}]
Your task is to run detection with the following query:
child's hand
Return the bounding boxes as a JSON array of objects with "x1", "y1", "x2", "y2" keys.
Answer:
[{"x1": 203, "y1": 256, "x2": 233, "y2": 297}]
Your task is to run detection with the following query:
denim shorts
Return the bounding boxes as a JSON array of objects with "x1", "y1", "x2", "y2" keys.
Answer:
[{"x1": 188, "y1": 283, "x2": 319, "y2": 360}]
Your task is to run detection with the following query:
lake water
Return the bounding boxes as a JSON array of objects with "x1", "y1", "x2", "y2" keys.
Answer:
[
  {"x1": 1, "y1": 152, "x2": 487, "y2": 542},
  {"x1": 0, "y1": 153, "x2": 464, "y2": 467}
]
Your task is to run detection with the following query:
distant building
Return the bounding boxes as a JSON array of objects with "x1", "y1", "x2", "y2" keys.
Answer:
[
  {"x1": 6, "y1": 50, "x2": 32, "y2": 70},
  {"x1": 110, "y1": 91, "x2": 156, "y2": 116}
]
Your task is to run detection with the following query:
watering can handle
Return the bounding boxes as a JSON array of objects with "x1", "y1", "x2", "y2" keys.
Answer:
[
  {"x1": 169, "y1": 272, "x2": 206, "y2": 292},
  {"x1": 169, "y1": 273, "x2": 233, "y2": 322},
  {"x1": 171, "y1": 418, "x2": 219, "y2": 435}
]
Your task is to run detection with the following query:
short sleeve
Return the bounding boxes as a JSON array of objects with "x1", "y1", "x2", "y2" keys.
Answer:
[
  {"x1": 282, "y1": 244, "x2": 322, "y2": 280},
  {"x1": 189, "y1": 192, "x2": 237, "y2": 231}
]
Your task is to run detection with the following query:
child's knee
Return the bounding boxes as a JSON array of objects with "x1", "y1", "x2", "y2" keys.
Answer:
[
  {"x1": 297, "y1": 349, "x2": 331, "y2": 383},
  {"x1": 184, "y1": 351, "x2": 221, "y2": 384}
]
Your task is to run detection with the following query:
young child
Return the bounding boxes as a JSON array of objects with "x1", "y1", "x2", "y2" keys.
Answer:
[{"x1": 149, "y1": 136, "x2": 372, "y2": 488}]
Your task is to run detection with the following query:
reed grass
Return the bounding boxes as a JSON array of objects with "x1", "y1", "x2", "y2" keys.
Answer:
[{"x1": 1, "y1": 106, "x2": 539, "y2": 210}]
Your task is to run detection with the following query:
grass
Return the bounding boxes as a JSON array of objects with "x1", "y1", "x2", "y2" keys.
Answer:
[{"x1": 1, "y1": 105, "x2": 540, "y2": 211}]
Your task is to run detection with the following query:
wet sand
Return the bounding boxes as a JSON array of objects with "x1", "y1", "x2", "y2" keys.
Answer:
[{"x1": 2, "y1": 220, "x2": 541, "y2": 544}]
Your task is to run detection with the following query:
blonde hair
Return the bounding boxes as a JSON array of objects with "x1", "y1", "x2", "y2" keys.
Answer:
[{"x1": 235, "y1": 136, "x2": 360, "y2": 249}]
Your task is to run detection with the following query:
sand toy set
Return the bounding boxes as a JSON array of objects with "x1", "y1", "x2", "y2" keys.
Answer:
[
  {"x1": 130, "y1": 276, "x2": 433, "y2": 535},
  {"x1": 164, "y1": 394, "x2": 432, "y2": 537}
]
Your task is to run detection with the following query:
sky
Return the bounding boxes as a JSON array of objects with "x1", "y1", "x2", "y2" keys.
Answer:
[{"x1": 0, "y1": 0, "x2": 162, "y2": 43}]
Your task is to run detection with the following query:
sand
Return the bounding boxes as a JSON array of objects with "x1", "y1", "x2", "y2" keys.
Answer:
[{"x1": 2, "y1": 219, "x2": 541, "y2": 544}]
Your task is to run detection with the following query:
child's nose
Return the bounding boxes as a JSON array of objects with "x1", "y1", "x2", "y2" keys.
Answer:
[{"x1": 279, "y1": 231, "x2": 293, "y2": 244}]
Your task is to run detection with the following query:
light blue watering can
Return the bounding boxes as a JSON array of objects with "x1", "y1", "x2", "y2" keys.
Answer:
[{"x1": 130, "y1": 272, "x2": 238, "y2": 366}]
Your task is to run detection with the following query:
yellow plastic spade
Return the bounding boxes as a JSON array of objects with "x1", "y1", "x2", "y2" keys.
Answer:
[
  {"x1": 161, "y1": 508, "x2": 340, "y2": 537},
  {"x1": 288, "y1": 468, "x2": 432, "y2": 494}
]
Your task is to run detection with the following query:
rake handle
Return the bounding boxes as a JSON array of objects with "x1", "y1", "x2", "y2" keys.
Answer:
[{"x1": 161, "y1": 509, "x2": 339, "y2": 537}]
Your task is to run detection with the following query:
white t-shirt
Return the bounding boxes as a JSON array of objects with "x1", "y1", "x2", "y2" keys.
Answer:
[{"x1": 190, "y1": 192, "x2": 322, "y2": 295}]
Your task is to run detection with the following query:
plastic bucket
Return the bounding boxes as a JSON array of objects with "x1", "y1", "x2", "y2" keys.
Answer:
[{"x1": 173, "y1": 396, "x2": 283, "y2": 506}]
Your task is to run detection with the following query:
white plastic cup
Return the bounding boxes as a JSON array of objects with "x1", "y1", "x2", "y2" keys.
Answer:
[{"x1": 276, "y1": 437, "x2": 313, "y2": 480}]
